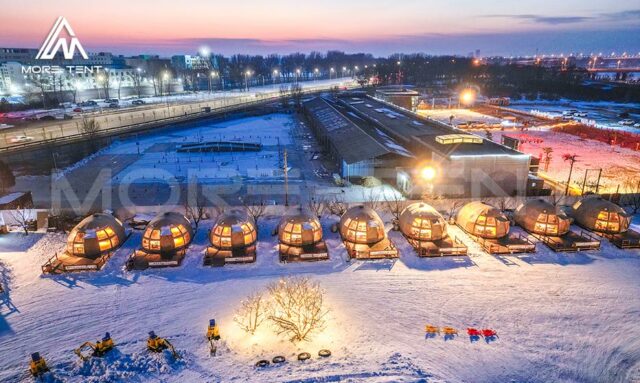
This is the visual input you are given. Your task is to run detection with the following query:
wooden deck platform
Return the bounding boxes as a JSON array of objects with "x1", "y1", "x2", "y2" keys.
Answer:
[
  {"x1": 405, "y1": 235, "x2": 468, "y2": 257},
  {"x1": 126, "y1": 249, "x2": 186, "y2": 270},
  {"x1": 603, "y1": 229, "x2": 640, "y2": 249},
  {"x1": 473, "y1": 233, "x2": 536, "y2": 255},
  {"x1": 532, "y1": 230, "x2": 601, "y2": 252},
  {"x1": 203, "y1": 245, "x2": 257, "y2": 267},
  {"x1": 41, "y1": 251, "x2": 114, "y2": 274},
  {"x1": 344, "y1": 238, "x2": 398, "y2": 260},
  {"x1": 279, "y1": 242, "x2": 329, "y2": 262}
]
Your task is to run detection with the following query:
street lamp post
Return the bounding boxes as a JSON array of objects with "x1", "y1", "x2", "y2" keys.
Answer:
[
  {"x1": 244, "y1": 70, "x2": 252, "y2": 91},
  {"x1": 272, "y1": 69, "x2": 278, "y2": 84}
]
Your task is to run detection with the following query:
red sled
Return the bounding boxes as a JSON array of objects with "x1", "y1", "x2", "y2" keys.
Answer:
[
  {"x1": 467, "y1": 328, "x2": 482, "y2": 337},
  {"x1": 481, "y1": 329, "x2": 498, "y2": 338}
]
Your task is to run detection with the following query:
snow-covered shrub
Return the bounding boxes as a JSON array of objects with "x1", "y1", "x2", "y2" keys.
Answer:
[
  {"x1": 233, "y1": 291, "x2": 271, "y2": 335},
  {"x1": 267, "y1": 277, "x2": 328, "y2": 342}
]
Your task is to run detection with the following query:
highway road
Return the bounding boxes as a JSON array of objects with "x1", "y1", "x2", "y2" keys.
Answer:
[{"x1": 0, "y1": 77, "x2": 355, "y2": 151}]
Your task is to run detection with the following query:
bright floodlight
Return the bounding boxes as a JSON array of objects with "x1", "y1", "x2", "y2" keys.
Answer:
[
  {"x1": 459, "y1": 89, "x2": 476, "y2": 105},
  {"x1": 421, "y1": 166, "x2": 436, "y2": 181}
]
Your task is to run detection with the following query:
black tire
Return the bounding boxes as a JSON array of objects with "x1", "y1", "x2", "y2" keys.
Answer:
[
  {"x1": 255, "y1": 359, "x2": 270, "y2": 368},
  {"x1": 272, "y1": 356, "x2": 286, "y2": 364},
  {"x1": 297, "y1": 352, "x2": 311, "y2": 361},
  {"x1": 318, "y1": 349, "x2": 331, "y2": 357}
]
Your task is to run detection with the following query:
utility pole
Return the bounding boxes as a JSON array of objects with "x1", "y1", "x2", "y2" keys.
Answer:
[{"x1": 283, "y1": 149, "x2": 289, "y2": 206}]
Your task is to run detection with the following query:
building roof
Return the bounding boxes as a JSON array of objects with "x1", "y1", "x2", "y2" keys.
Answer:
[
  {"x1": 340, "y1": 95, "x2": 528, "y2": 159},
  {"x1": 0, "y1": 192, "x2": 26, "y2": 205},
  {"x1": 303, "y1": 97, "x2": 413, "y2": 164}
]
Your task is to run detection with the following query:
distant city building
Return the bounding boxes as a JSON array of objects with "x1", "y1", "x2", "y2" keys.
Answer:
[
  {"x1": 171, "y1": 55, "x2": 210, "y2": 71},
  {"x1": 375, "y1": 86, "x2": 420, "y2": 111},
  {"x1": 0, "y1": 61, "x2": 24, "y2": 94}
]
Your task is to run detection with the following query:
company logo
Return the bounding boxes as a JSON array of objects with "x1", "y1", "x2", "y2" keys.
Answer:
[{"x1": 36, "y1": 16, "x2": 88, "y2": 60}]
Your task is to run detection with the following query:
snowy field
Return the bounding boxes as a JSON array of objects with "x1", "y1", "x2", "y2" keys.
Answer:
[
  {"x1": 109, "y1": 114, "x2": 294, "y2": 184},
  {"x1": 1, "y1": 213, "x2": 640, "y2": 383},
  {"x1": 492, "y1": 128, "x2": 640, "y2": 193},
  {"x1": 509, "y1": 100, "x2": 640, "y2": 133}
]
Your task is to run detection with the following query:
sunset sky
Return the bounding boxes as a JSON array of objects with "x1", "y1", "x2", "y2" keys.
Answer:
[{"x1": 1, "y1": 0, "x2": 639, "y2": 56}]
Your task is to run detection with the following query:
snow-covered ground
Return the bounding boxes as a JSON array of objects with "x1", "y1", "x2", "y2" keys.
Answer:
[
  {"x1": 510, "y1": 100, "x2": 640, "y2": 133},
  {"x1": 1, "y1": 213, "x2": 639, "y2": 383},
  {"x1": 492, "y1": 128, "x2": 640, "y2": 193},
  {"x1": 109, "y1": 114, "x2": 294, "y2": 184}
]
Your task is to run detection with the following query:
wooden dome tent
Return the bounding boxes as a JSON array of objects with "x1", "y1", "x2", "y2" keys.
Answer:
[
  {"x1": 42, "y1": 213, "x2": 128, "y2": 274},
  {"x1": 514, "y1": 199, "x2": 571, "y2": 236},
  {"x1": 67, "y1": 213, "x2": 127, "y2": 259},
  {"x1": 277, "y1": 209, "x2": 328, "y2": 262},
  {"x1": 128, "y1": 212, "x2": 194, "y2": 270},
  {"x1": 570, "y1": 195, "x2": 640, "y2": 249},
  {"x1": 515, "y1": 199, "x2": 600, "y2": 252},
  {"x1": 570, "y1": 195, "x2": 631, "y2": 234},
  {"x1": 399, "y1": 202, "x2": 467, "y2": 257},
  {"x1": 456, "y1": 201, "x2": 535, "y2": 254},
  {"x1": 339, "y1": 205, "x2": 397, "y2": 259},
  {"x1": 204, "y1": 209, "x2": 258, "y2": 266},
  {"x1": 456, "y1": 201, "x2": 510, "y2": 239}
]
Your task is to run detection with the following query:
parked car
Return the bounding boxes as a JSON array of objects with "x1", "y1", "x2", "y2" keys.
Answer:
[
  {"x1": 573, "y1": 112, "x2": 587, "y2": 117},
  {"x1": 108, "y1": 102, "x2": 119, "y2": 108},
  {"x1": 618, "y1": 119, "x2": 635, "y2": 126},
  {"x1": 10, "y1": 135, "x2": 34, "y2": 143},
  {"x1": 105, "y1": 98, "x2": 119, "y2": 104},
  {"x1": 73, "y1": 107, "x2": 83, "y2": 113},
  {"x1": 131, "y1": 99, "x2": 146, "y2": 105},
  {"x1": 80, "y1": 100, "x2": 97, "y2": 107},
  {"x1": 633, "y1": 122, "x2": 640, "y2": 128}
]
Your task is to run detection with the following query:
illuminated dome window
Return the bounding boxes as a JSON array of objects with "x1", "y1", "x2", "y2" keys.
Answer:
[
  {"x1": 209, "y1": 211, "x2": 257, "y2": 249},
  {"x1": 571, "y1": 196, "x2": 631, "y2": 234},
  {"x1": 340, "y1": 206, "x2": 386, "y2": 244},
  {"x1": 141, "y1": 212, "x2": 193, "y2": 253},
  {"x1": 67, "y1": 213, "x2": 126, "y2": 259},
  {"x1": 278, "y1": 212, "x2": 323, "y2": 246},
  {"x1": 515, "y1": 199, "x2": 571, "y2": 236},
  {"x1": 456, "y1": 201, "x2": 510, "y2": 239},
  {"x1": 399, "y1": 203, "x2": 447, "y2": 241}
]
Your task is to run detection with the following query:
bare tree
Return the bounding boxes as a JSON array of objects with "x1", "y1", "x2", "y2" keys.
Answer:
[
  {"x1": 441, "y1": 198, "x2": 464, "y2": 221},
  {"x1": 549, "y1": 191, "x2": 564, "y2": 207},
  {"x1": 243, "y1": 198, "x2": 266, "y2": 226},
  {"x1": 622, "y1": 179, "x2": 640, "y2": 213},
  {"x1": 81, "y1": 117, "x2": 100, "y2": 139},
  {"x1": 326, "y1": 196, "x2": 347, "y2": 218},
  {"x1": 233, "y1": 291, "x2": 271, "y2": 335},
  {"x1": 384, "y1": 193, "x2": 406, "y2": 224},
  {"x1": 184, "y1": 195, "x2": 206, "y2": 231},
  {"x1": 307, "y1": 197, "x2": 324, "y2": 218},
  {"x1": 279, "y1": 84, "x2": 290, "y2": 108},
  {"x1": 11, "y1": 201, "x2": 33, "y2": 235},
  {"x1": 290, "y1": 83, "x2": 303, "y2": 108},
  {"x1": 267, "y1": 277, "x2": 329, "y2": 342},
  {"x1": 362, "y1": 189, "x2": 382, "y2": 211},
  {"x1": 542, "y1": 147, "x2": 553, "y2": 172}
]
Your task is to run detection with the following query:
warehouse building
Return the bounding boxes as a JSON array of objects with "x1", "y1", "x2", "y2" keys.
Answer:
[
  {"x1": 303, "y1": 97, "x2": 414, "y2": 183},
  {"x1": 336, "y1": 94, "x2": 533, "y2": 198}
]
